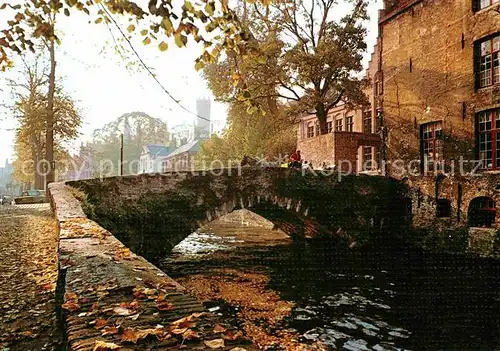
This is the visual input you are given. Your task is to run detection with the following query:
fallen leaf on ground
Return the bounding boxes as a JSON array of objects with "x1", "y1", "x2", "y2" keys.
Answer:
[
  {"x1": 93, "y1": 318, "x2": 108, "y2": 329},
  {"x1": 102, "y1": 326, "x2": 119, "y2": 336},
  {"x1": 40, "y1": 282, "x2": 54, "y2": 291},
  {"x1": 170, "y1": 327, "x2": 188, "y2": 335},
  {"x1": 113, "y1": 307, "x2": 133, "y2": 316},
  {"x1": 128, "y1": 313, "x2": 140, "y2": 320},
  {"x1": 143, "y1": 288, "x2": 156, "y2": 296},
  {"x1": 119, "y1": 300, "x2": 140, "y2": 309},
  {"x1": 183, "y1": 329, "x2": 200, "y2": 340},
  {"x1": 121, "y1": 327, "x2": 166, "y2": 343},
  {"x1": 64, "y1": 292, "x2": 78, "y2": 300},
  {"x1": 136, "y1": 328, "x2": 166, "y2": 340},
  {"x1": 61, "y1": 301, "x2": 80, "y2": 312},
  {"x1": 114, "y1": 248, "x2": 131, "y2": 260},
  {"x1": 90, "y1": 303, "x2": 100, "y2": 312},
  {"x1": 157, "y1": 301, "x2": 174, "y2": 311},
  {"x1": 170, "y1": 313, "x2": 199, "y2": 327},
  {"x1": 92, "y1": 340, "x2": 120, "y2": 351},
  {"x1": 204, "y1": 339, "x2": 225, "y2": 349},
  {"x1": 230, "y1": 348, "x2": 247, "y2": 351},
  {"x1": 213, "y1": 324, "x2": 227, "y2": 333},
  {"x1": 121, "y1": 328, "x2": 139, "y2": 343},
  {"x1": 78, "y1": 297, "x2": 90, "y2": 304},
  {"x1": 223, "y1": 330, "x2": 243, "y2": 341},
  {"x1": 156, "y1": 290, "x2": 166, "y2": 302}
]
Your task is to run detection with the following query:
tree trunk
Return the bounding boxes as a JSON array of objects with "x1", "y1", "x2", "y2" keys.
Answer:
[
  {"x1": 45, "y1": 34, "x2": 56, "y2": 187},
  {"x1": 32, "y1": 147, "x2": 44, "y2": 190},
  {"x1": 267, "y1": 97, "x2": 279, "y2": 116},
  {"x1": 316, "y1": 103, "x2": 328, "y2": 135}
]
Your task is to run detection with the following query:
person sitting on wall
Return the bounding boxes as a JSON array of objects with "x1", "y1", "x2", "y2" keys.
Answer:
[{"x1": 289, "y1": 150, "x2": 302, "y2": 169}]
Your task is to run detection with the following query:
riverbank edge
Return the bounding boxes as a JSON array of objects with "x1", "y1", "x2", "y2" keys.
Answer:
[{"x1": 48, "y1": 181, "x2": 256, "y2": 351}]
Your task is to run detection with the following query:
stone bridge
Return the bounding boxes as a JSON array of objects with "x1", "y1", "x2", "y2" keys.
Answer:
[
  {"x1": 46, "y1": 168, "x2": 499, "y2": 350},
  {"x1": 66, "y1": 167, "x2": 411, "y2": 261}
]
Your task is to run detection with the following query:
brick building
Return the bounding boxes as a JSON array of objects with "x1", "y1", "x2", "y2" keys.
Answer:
[
  {"x1": 296, "y1": 44, "x2": 382, "y2": 172},
  {"x1": 376, "y1": 0, "x2": 500, "y2": 173},
  {"x1": 161, "y1": 139, "x2": 201, "y2": 172},
  {"x1": 297, "y1": 105, "x2": 380, "y2": 172}
]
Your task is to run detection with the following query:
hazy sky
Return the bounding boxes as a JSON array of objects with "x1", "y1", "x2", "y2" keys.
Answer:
[{"x1": 0, "y1": 0, "x2": 382, "y2": 163}]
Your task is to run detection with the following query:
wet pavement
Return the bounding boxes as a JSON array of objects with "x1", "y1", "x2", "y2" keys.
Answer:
[
  {"x1": 160, "y1": 221, "x2": 500, "y2": 351},
  {"x1": 0, "y1": 205, "x2": 62, "y2": 350}
]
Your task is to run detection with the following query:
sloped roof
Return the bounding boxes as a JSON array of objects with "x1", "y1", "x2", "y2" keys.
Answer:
[
  {"x1": 164, "y1": 140, "x2": 200, "y2": 159},
  {"x1": 143, "y1": 144, "x2": 175, "y2": 157}
]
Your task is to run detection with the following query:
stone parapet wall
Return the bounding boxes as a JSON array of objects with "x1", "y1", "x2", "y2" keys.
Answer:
[
  {"x1": 48, "y1": 182, "x2": 257, "y2": 350},
  {"x1": 297, "y1": 132, "x2": 381, "y2": 171},
  {"x1": 297, "y1": 133, "x2": 335, "y2": 167}
]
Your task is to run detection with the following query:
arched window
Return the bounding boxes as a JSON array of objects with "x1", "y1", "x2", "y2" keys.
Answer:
[{"x1": 468, "y1": 196, "x2": 496, "y2": 227}]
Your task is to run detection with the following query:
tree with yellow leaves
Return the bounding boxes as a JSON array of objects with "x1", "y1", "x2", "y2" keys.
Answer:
[{"x1": 9, "y1": 54, "x2": 81, "y2": 189}]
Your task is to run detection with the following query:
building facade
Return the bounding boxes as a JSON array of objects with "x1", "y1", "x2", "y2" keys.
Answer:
[
  {"x1": 297, "y1": 104, "x2": 381, "y2": 172},
  {"x1": 139, "y1": 145, "x2": 175, "y2": 174},
  {"x1": 61, "y1": 144, "x2": 96, "y2": 181},
  {"x1": 296, "y1": 40, "x2": 382, "y2": 173},
  {"x1": 376, "y1": 0, "x2": 500, "y2": 173},
  {"x1": 0, "y1": 159, "x2": 14, "y2": 195},
  {"x1": 161, "y1": 140, "x2": 201, "y2": 172}
]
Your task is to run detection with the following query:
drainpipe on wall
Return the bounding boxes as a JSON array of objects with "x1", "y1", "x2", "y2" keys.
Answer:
[{"x1": 377, "y1": 16, "x2": 388, "y2": 176}]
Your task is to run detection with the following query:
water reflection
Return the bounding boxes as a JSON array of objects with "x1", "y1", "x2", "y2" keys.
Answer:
[{"x1": 161, "y1": 222, "x2": 499, "y2": 350}]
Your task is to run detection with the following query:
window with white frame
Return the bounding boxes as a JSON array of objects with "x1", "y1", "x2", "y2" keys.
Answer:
[
  {"x1": 307, "y1": 123, "x2": 314, "y2": 138},
  {"x1": 477, "y1": 33, "x2": 500, "y2": 88},
  {"x1": 420, "y1": 121, "x2": 443, "y2": 167},
  {"x1": 476, "y1": 108, "x2": 500, "y2": 169},
  {"x1": 346, "y1": 116, "x2": 354, "y2": 132},
  {"x1": 362, "y1": 146, "x2": 373, "y2": 171},
  {"x1": 327, "y1": 121, "x2": 333, "y2": 133},
  {"x1": 335, "y1": 118, "x2": 343, "y2": 132},
  {"x1": 476, "y1": 0, "x2": 500, "y2": 10}
]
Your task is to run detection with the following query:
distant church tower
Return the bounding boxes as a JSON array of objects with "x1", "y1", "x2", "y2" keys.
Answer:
[{"x1": 195, "y1": 98, "x2": 211, "y2": 139}]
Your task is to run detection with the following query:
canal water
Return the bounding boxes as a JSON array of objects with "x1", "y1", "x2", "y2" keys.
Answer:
[{"x1": 159, "y1": 221, "x2": 499, "y2": 351}]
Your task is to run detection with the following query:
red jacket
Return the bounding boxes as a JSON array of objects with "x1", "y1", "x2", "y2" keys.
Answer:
[{"x1": 290, "y1": 153, "x2": 301, "y2": 162}]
